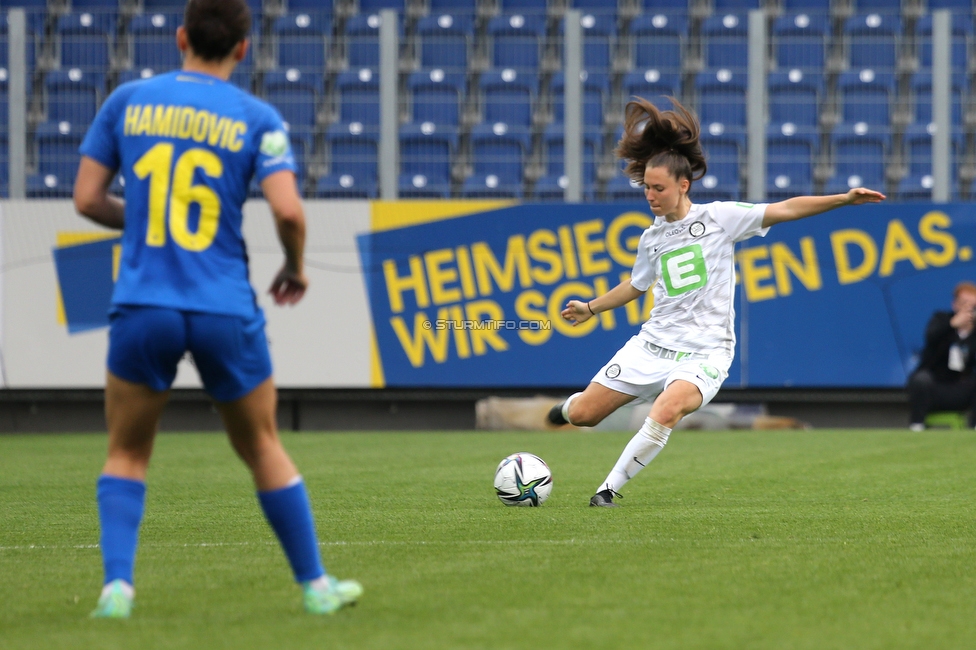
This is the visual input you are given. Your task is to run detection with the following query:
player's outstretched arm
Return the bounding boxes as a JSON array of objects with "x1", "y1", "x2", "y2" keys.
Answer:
[
  {"x1": 262, "y1": 170, "x2": 308, "y2": 306},
  {"x1": 761, "y1": 187, "x2": 886, "y2": 228},
  {"x1": 73, "y1": 157, "x2": 125, "y2": 230},
  {"x1": 562, "y1": 279, "x2": 645, "y2": 326}
]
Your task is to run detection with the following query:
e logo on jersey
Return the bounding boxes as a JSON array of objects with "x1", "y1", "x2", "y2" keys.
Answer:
[
  {"x1": 661, "y1": 244, "x2": 707, "y2": 296},
  {"x1": 260, "y1": 130, "x2": 290, "y2": 157}
]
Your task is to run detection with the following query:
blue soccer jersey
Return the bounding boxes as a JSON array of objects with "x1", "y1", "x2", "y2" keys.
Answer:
[{"x1": 80, "y1": 70, "x2": 297, "y2": 317}]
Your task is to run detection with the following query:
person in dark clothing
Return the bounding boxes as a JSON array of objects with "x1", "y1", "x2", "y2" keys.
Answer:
[{"x1": 907, "y1": 281, "x2": 976, "y2": 430}]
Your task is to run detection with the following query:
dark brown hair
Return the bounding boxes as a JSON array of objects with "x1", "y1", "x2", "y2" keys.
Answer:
[
  {"x1": 615, "y1": 97, "x2": 707, "y2": 186},
  {"x1": 184, "y1": 0, "x2": 251, "y2": 61}
]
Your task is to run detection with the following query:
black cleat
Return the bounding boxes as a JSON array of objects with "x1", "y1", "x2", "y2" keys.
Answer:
[
  {"x1": 589, "y1": 489, "x2": 620, "y2": 507},
  {"x1": 547, "y1": 403, "x2": 568, "y2": 426}
]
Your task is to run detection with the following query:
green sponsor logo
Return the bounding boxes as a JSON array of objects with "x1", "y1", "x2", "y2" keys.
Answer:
[
  {"x1": 699, "y1": 364, "x2": 719, "y2": 379},
  {"x1": 660, "y1": 244, "x2": 707, "y2": 296},
  {"x1": 735, "y1": 202, "x2": 755, "y2": 208},
  {"x1": 259, "y1": 130, "x2": 289, "y2": 157}
]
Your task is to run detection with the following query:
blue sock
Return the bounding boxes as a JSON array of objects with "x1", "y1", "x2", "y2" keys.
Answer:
[
  {"x1": 257, "y1": 479, "x2": 325, "y2": 583},
  {"x1": 96, "y1": 475, "x2": 146, "y2": 586}
]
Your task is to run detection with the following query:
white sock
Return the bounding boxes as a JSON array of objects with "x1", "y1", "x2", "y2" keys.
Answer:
[
  {"x1": 102, "y1": 580, "x2": 135, "y2": 599},
  {"x1": 306, "y1": 575, "x2": 330, "y2": 590},
  {"x1": 597, "y1": 417, "x2": 671, "y2": 494},
  {"x1": 561, "y1": 392, "x2": 583, "y2": 425}
]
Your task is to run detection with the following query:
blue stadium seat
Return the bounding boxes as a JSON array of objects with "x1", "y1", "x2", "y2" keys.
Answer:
[
  {"x1": 262, "y1": 69, "x2": 322, "y2": 131},
  {"x1": 703, "y1": 12, "x2": 749, "y2": 72},
  {"x1": 714, "y1": 0, "x2": 760, "y2": 7},
  {"x1": 416, "y1": 13, "x2": 472, "y2": 74},
  {"x1": 408, "y1": 69, "x2": 464, "y2": 127},
  {"x1": 766, "y1": 123, "x2": 818, "y2": 199},
  {"x1": 336, "y1": 68, "x2": 380, "y2": 128},
  {"x1": 605, "y1": 175, "x2": 644, "y2": 202},
  {"x1": 429, "y1": 0, "x2": 477, "y2": 17},
  {"x1": 488, "y1": 14, "x2": 545, "y2": 72},
  {"x1": 141, "y1": 0, "x2": 261, "y2": 11},
  {"x1": 45, "y1": 69, "x2": 103, "y2": 126},
  {"x1": 58, "y1": 12, "x2": 114, "y2": 72},
  {"x1": 927, "y1": 0, "x2": 971, "y2": 8},
  {"x1": 345, "y1": 13, "x2": 402, "y2": 70},
  {"x1": 697, "y1": 131, "x2": 743, "y2": 201},
  {"x1": 273, "y1": 12, "x2": 330, "y2": 74},
  {"x1": 399, "y1": 122, "x2": 457, "y2": 198},
  {"x1": 902, "y1": 122, "x2": 964, "y2": 180},
  {"x1": 359, "y1": 0, "x2": 405, "y2": 10},
  {"x1": 629, "y1": 12, "x2": 687, "y2": 73},
  {"x1": 0, "y1": 12, "x2": 42, "y2": 71},
  {"x1": 838, "y1": 69, "x2": 895, "y2": 126},
  {"x1": 772, "y1": 12, "x2": 828, "y2": 72},
  {"x1": 499, "y1": 0, "x2": 547, "y2": 15},
  {"x1": 319, "y1": 122, "x2": 378, "y2": 198},
  {"x1": 130, "y1": 12, "x2": 183, "y2": 72},
  {"x1": 826, "y1": 123, "x2": 889, "y2": 193},
  {"x1": 558, "y1": 11, "x2": 615, "y2": 73},
  {"x1": 843, "y1": 13, "x2": 901, "y2": 71},
  {"x1": 780, "y1": 0, "x2": 830, "y2": 12},
  {"x1": 621, "y1": 69, "x2": 679, "y2": 109},
  {"x1": 479, "y1": 69, "x2": 537, "y2": 127},
  {"x1": 33, "y1": 121, "x2": 85, "y2": 197},
  {"x1": 573, "y1": 0, "x2": 620, "y2": 13},
  {"x1": 911, "y1": 71, "x2": 966, "y2": 127},
  {"x1": 551, "y1": 71, "x2": 608, "y2": 127},
  {"x1": 463, "y1": 122, "x2": 531, "y2": 198},
  {"x1": 768, "y1": 69, "x2": 823, "y2": 127},
  {"x1": 915, "y1": 14, "x2": 972, "y2": 71},
  {"x1": 695, "y1": 69, "x2": 748, "y2": 132},
  {"x1": 895, "y1": 174, "x2": 959, "y2": 201},
  {"x1": 287, "y1": 0, "x2": 334, "y2": 10},
  {"x1": 285, "y1": 127, "x2": 313, "y2": 186},
  {"x1": 535, "y1": 124, "x2": 601, "y2": 200},
  {"x1": 853, "y1": 0, "x2": 900, "y2": 10}
]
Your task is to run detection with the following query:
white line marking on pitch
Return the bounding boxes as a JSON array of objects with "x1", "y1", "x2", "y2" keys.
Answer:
[{"x1": 0, "y1": 539, "x2": 640, "y2": 551}]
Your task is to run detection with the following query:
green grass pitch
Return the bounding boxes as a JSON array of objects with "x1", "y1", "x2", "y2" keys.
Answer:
[{"x1": 2, "y1": 429, "x2": 976, "y2": 649}]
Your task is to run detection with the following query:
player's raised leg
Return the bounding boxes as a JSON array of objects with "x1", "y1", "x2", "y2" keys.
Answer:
[
  {"x1": 91, "y1": 372, "x2": 170, "y2": 618},
  {"x1": 218, "y1": 378, "x2": 362, "y2": 614},
  {"x1": 546, "y1": 382, "x2": 636, "y2": 428},
  {"x1": 591, "y1": 380, "x2": 702, "y2": 507}
]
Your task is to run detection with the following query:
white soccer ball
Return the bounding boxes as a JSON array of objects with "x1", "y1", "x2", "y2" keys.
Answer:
[{"x1": 493, "y1": 452, "x2": 553, "y2": 506}]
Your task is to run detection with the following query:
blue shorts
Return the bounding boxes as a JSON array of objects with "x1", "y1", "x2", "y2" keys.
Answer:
[{"x1": 107, "y1": 305, "x2": 273, "y2": 402}]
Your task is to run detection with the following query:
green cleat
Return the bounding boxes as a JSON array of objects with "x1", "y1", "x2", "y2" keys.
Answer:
[
  {"x1": 303, "y1": 575, "x2": 363, "y2": 615},
  {"x1": 89, "y1": 579, "x2": 134, "y2": 619}
]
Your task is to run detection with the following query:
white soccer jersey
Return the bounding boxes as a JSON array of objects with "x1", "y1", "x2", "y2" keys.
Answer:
[{"x1": 629, "y1": 201, "x2": 770, "y2": 356}]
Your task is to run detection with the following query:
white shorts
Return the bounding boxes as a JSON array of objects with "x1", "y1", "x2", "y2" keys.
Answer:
[{"x1": 591, "y1": 336, "x2": 731, "y2": 407}]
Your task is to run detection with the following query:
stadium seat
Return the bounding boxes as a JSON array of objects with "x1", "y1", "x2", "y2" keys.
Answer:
[
  {"x1": 359, "y1": 0, "x2": 405, "y2": 11},
  {"x1": 535, "y1": 124, "x2": 601, "y2": 200},
  {"x1": 416, "y1": 13, "x2": 473, "y2": 74},
  {"x1": 780, "y1": 0, "x2": 830, "y2": 11},
  {"x1": 703, "y1": 12, "x2": 749, "y2": 72},
  {"x1": 927, "y1": 0, "x2": 971, "y2": 8},
  {"x1": 45, "y1": 69, "x2": 103, "y2": 126},
  {"x1": 287, "y1": 0, "x2": 334, "y2": 10},
  {"x1": 605, "y1": 175, "x2": 644, "y2": 202},
  {"x1": 262, "y1": 69, "x2": 322, "y2": 131},
  {"x1": 768, "y1": 69, "x2": 823, "y2": 128},
  {"x1": 273, "y1": 12, "x2": 330, "y2": 74},
  {"x1": 838, "y1": 69, "x2": 895, "y2": 126},
  {"x1": 766, "y1": 123, "x2": 818, "y2": 199},
  {"x1": 629, "y1": 12, "x2": 687, "y2": 73},
  {"x1": 408, "y1": 69, "x2": 464, "y2": 127},
  {"x1": 429, "y1": 0, "x2": 477, "y2": 17},
  {"x1": 843, "y1": 13, "x2": 901, "y2": 71},
  {"x1": 488, "y1": 14, "x2": 545, "y2": 72},
  {"x1": 696, "y1": 131, "x2": 743, "y2": 201},
  {"x1": 852, "y1": 0, "x2": 901, "y2": 11},
  {"x1": 336, "y1": 68, "x2": 380, "y2": 129},
  {"x1": 479, "y1": 69, "x2": 537, "y2": 127},
  {"x1": 399, "y1": 122, "x2": 457, "y2": 198},
  {"x1": 345, "y1": 13, "x2": 402, "y2": 70},
  {"x1": 463, "y1": 122, "x2": 531, "y2": 198},
  {"x1": 826, "y1": 122, "x2": 890, "y2": 193},
  {"x1": 319, "y1": 122, "x2": 378, "y2": 198},
  {"x1": 57, "y1": 12, "x2": 114, "y2": 72},
  {"x1": 902, "y1": 122, "x2": 964, "y2": 180},
  {"x1": 772, "y1": 12, "x2": 828, "y2": 72},
  {"x1": 33, "y1": 121, "x2": 85, "y2": 197},
  {"x1": 130, "y1": 12, "x2": 184, "y2": 72},
  {"x1": 285, "y1": 127, "x2": 313, "y2": 186},
  {"x1": 911, "y1": 71, "x2": 966, "y2": 127},
  {"x1": 499, "y1": 0, "x2": 547, "y2": 15},
  {"x1": 695, "y1": 69, "x2": 748, "y2": 132},
  {"x1": 0, "y1": 12, "x2": 41, "y2": 72},
  {"x1": 621, "y1": 69, "x2": 679, "y2": 110},
  {"x1": 558, "y1": 11, "x2": 615, "y2": 73},
  {"x1": 914, "y1": 14, "x2": 972, "y2": 71},
  {"x1": 550, "y1": 71, "x2": 608, "y2": 127}
]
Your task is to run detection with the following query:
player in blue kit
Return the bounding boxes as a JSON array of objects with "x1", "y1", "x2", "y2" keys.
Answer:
[{"x1": 73, "y1": 0, "x2": 361, "y2": 618}]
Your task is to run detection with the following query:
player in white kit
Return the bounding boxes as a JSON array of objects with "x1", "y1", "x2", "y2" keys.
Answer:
[{"x1": 546, "y1": 97, "x2": 886, "y2": 507}]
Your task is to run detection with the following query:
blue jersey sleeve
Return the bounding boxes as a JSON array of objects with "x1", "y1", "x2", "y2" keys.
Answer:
[
  {"x1": 79, "y1": 85, "x2": 133, "y2": 171},
  {"x1": 252, "y1": 105, "x2": 298, "y2": 183}
]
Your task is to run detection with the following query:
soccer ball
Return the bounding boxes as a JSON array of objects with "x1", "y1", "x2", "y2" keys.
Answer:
[{"x1": 493, "y1": 452, "x2": 553, "y2": 506}]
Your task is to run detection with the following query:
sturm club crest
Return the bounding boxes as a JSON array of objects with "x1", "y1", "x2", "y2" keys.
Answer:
[
  {"x1": 689, "y1": 221, "x2": 705, "y2": 237},
  {"x1": 605, "y1": 364, "x2": 621, "y2": 379}
]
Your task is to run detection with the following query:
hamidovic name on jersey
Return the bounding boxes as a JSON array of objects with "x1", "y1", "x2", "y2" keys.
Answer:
[{"x1": 80, "y1": 70, "x2": 297, "y2": 319}]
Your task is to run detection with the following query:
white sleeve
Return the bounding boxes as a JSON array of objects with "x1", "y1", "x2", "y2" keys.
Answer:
[
  {"x1": 707, "y1": 201, "x2": 771, "y2": 243},
  {"x1": 629, "y1": 228, "x2": 657, "y2": 291}
]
